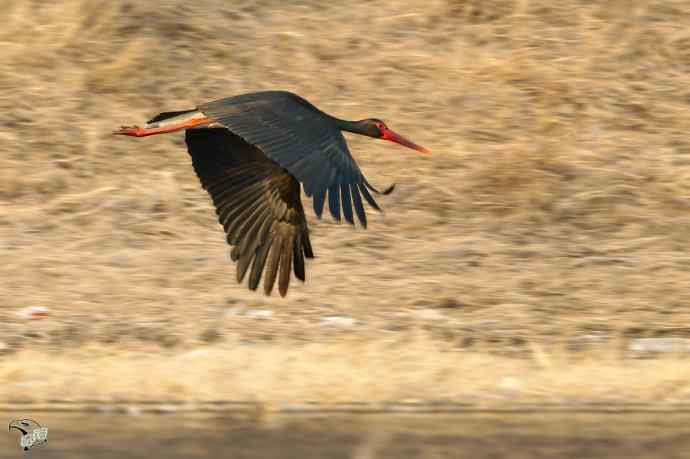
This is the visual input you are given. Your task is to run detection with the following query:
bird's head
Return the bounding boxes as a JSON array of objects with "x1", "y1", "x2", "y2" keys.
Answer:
[
  {"x1": 8, "y1": 419, "x2": 32, "y2": 435},
  {"x1": 356, "y1": 118, "x2": 430, "y2": 154}
]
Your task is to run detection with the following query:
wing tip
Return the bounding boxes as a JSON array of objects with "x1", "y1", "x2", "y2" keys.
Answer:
[{"x1": 381, "y1": 183, "x2": 396, "y2": 195}]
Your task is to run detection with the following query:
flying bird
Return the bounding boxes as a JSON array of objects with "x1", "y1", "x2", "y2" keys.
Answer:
[{"x1": 114, "y1": 90, "x2": 429, "y2": 296}]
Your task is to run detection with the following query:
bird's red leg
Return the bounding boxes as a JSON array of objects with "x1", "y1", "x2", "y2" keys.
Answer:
[{"x1": 113, "y1": 116, "x2": 215, "y2": 137}]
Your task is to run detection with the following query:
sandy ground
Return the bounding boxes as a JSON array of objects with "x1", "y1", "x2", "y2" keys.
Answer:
[
  {"x1": 1, "y1": 0, "x2": 690, "y2": 405},
  {"x1": 5, "y1": 412, "x2": 690, "y2": 459},
  {"x1": 7, "y1": 412, "x2": 690, "y2": 458}
]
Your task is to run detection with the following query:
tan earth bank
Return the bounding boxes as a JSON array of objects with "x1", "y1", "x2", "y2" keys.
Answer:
[{"x1": 1, "y1": 0, "x2": 690, "y2": 406}]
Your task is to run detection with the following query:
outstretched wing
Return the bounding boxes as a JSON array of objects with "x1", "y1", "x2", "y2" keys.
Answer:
[
  {"x1": 198, "y1": 91, "x2": 393, "y2": 228},
  {"x1": 186, "y1": 128, "x2": 314, "y2": 297}
]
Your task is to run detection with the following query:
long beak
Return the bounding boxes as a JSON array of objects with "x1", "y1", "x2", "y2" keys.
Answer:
[{"x1": 382, "y1": 128, "x2": 430, "y2": 154}]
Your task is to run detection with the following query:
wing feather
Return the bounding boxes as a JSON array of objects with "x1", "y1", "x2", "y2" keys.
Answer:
[
  {"x1": 186, "y1": 128, "x2": 312, "y2": 296},
  {"x1": 263, "y1": 232, "x2": 282, "y2": 295},
  {"x1": 312, "y1": 188, "x2": 326, "y2": 218},
  {"x1": 340, "y1": 183, "x2": 354, "y2": 225},
  {"x1": 328, "y1": 183, "x2": 341, "y2": 221},
  {"x1": 293, "y1": 231, "x2": 305, "y2": 281},
  {"x1": 358, "y1": 183, "x2": 381, "y2": 212},
  {"x1": 350, "y1": 183, "x2": 367, "y2": 228},
  {"x1": 249, "y1": 241, "x2": 271, "y2": 291},
  {"x1": 198, "y1": 91, "x2": 393, "y2": 226},
  {"x1": 278, "y1": 231, "x2": 293, "y2": 297}
]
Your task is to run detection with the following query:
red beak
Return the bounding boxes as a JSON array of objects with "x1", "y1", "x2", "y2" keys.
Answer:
[{"x1": 381, "y1": 128, "x2": 430, "y2": 154}]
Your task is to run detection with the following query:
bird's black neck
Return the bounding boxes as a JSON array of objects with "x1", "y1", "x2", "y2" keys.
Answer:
[
  {"x1": 289, "y1": 93, "x2": 363, "y2": 134},
  {"x1": 289, "y1": 93, "x2": 368, "y2": 136},
  {"x1": 334, "y1": 118, "x2": 366, "y2": 135}
]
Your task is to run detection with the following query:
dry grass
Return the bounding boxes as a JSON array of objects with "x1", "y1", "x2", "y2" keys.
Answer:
[
  {"x1": 4, "y1": 335, "x2": 690, "y2": 406},
  {"x1": 1, "y1": 0, "x2": 690, "y2": 403}
]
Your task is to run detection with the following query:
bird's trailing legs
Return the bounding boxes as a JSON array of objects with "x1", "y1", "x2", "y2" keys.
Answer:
[{"x1": 113, "y1": 113, "x2": 215, "y2": 137}]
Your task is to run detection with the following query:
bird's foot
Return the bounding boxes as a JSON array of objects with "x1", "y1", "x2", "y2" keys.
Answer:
[
  {"x1": 113, "y1": 116, "x2": 214, "y2": 137},
  {"x1": 113, "y1": 125, "x2": 145, "y2": 136}
]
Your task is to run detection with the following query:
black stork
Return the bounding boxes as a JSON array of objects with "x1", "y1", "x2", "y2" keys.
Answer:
[{"x1": 114, "y1": 90, "x2": 429, "y2": 296}]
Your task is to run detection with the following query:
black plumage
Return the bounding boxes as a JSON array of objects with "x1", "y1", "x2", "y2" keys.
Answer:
[
  {"x1": 198, "y1": 91, "x2": 389, "y2": 226},
  {"x1": 186, "y1": 128, "x2": 314, "y2": 297}
]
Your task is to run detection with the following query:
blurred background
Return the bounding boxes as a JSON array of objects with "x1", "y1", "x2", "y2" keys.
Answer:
[{"x1": 1, "y1": 0, "x2": 690, "y2": 456}]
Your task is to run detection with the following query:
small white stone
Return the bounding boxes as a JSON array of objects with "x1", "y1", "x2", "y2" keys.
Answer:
[
  {"x1": 182, "y1": 348, "x2": 212, "y2": 359},
  {"x1": 499, "y1": 376, "x2": 522, "y2": 391},
  {"x1": 153, "y1": 404, "x2": 178, "y2": 414},
  {"x1": 96, "y1": 404, "x2": 115, "y2": 413},
  {"x1": 411, "y1": 309, "x2": 445, "y2": 321},
  {"x1": 629, "y1": 338, "x2": 690, "y2": 353},
  {"x1": 245, "y1": 309, "x2": 273, "y2": 318},
  {"x1": 125, "y1": 405, "x2": 142, "y2": 416},
  {"x1": 321, "y1": 316, "x2": 357, "y2": 327},
  {"x1": 224, "y1": 306, "x2": 245, "y2": 317}
]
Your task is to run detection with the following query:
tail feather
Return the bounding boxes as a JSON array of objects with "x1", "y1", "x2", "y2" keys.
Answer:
[{"x1": 147, "y1": 109, "x2": 198, "y2": 124}]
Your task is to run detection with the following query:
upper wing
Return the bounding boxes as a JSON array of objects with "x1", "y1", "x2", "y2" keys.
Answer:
[
  {"x1": 198, "y1": 91, "x2": 393, "y2": 228},
  {"x1": 186, "y1": 127, "x2": 314, "y2": 297}
]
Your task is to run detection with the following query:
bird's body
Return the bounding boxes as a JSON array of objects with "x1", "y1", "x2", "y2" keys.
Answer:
[{"x1": 115, "y1": 91, "x2": 428, "y2": 296}]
